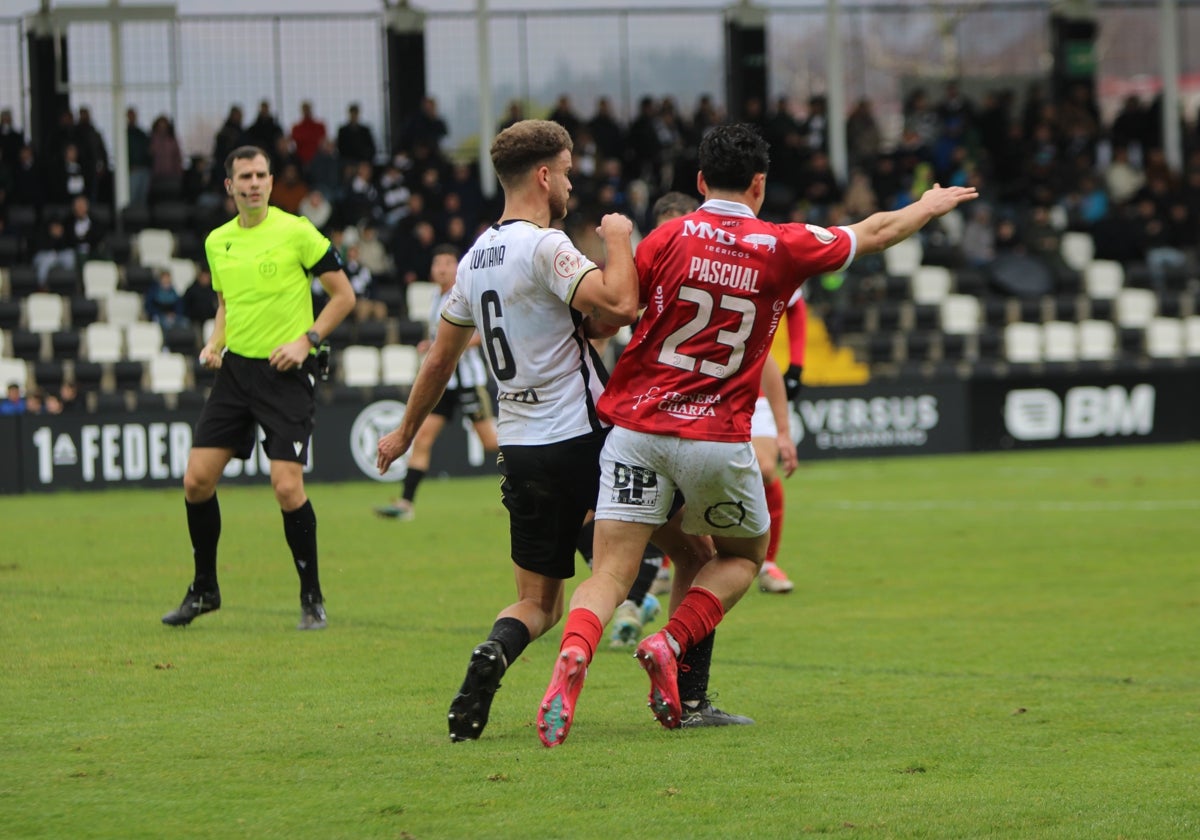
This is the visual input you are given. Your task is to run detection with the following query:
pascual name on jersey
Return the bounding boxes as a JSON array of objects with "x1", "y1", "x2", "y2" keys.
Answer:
[{"x1": 688, "y1": 257, "x2": 761, "y2": 292}]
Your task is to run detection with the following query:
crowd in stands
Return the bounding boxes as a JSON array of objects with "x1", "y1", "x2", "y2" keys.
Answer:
[{"x1": 2, "y1": 79, "x2": 1200, "y2": 413}]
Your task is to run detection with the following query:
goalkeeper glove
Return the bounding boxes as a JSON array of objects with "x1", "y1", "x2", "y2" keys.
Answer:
[{"x1": 783, "y1": 364, "x2": 803, "y2": 401}]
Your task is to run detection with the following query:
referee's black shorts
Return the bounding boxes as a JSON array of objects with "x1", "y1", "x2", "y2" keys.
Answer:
[
  {"x1": 193, "y1": 351, "x2": 316, "y2": 463},
  {"x1": 499, "y1": 428, "x2": 607, "y2": 579}
]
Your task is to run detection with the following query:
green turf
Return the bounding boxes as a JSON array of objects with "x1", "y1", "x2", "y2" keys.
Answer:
[{"x1": 1, "y1": 443, "x2": 1197, "y2": 839}]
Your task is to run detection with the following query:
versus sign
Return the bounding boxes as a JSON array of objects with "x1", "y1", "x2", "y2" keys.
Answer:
[
  {"x1": 792, "y1": 381, "x2": 968, "y2": 460},
  {"x1": 969, "y1": 370, "x2": 1200, "y2": 450}
]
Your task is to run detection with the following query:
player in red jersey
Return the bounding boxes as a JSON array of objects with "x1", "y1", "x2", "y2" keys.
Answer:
[{"x1": 536, "y1": 124, "x2": 977, "y2": 746}]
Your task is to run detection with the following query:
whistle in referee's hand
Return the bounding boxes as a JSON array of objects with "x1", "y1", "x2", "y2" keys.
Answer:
[{"x1": 316, "y1": 344, "x2": 331, "y2": 381}]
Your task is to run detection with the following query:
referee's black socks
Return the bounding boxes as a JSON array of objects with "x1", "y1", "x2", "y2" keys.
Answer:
[
  {"x1": 186, "y1": 494, "x2": 221, "y2": 591},
  {"x1": 282, "y1": 499, "x2": 321, "y2": 597}
]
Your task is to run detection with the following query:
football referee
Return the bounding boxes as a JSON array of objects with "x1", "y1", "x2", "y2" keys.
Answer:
[{"x1": 162, "y1": 145, "x2": 355, "y2": 630}]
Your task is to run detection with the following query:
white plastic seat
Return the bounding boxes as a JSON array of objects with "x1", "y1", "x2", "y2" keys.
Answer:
[
  {"x1": 84, "y1": 322, "x2": 124, "y2": 363},
  {"x1": 1041, "y1": 321, "x2": 1079, "y2": 362},
  {"x1": 167, "y1": 258, "x2": 198, "y2": 296},
  {"x1": 1084, "y1": 260, "x2": 1124, "y2": 300},
  {"x1": 1145, "y1": 317, "x2": 1184, "y2": 358},
  {"x1": 82, "y1": 260, "x2": 120, "y2": 300},
  {"x1": 1078, "y1": 320, "x2": 1116, "y2": 361},
  {"x1": 134, "y1": 228, "x2": 175, "y2": 268},
  {"x1": 104, "y1": 290, "x2": 144, "y2": 327},
  {"x1": 1004, "y1": 322, "x2": 1042, "y2": 364},
  {"x1": 911, "y1": 266, "x2": 953, "y2": 305},
  {"x1": 883, "y1": 237, "x2": 923, "y2": 277},
  {"x1": 1114, "y1": 287, "x2": 1157, "y2": 328},
  {"x1": 406, "y1": 281, "x2": 439, "y2": 323},
  {"x1": 341, "y1": 344, "x2": 381, "y2": 387},
  {"x1": 26, "y1": 293, "x2": 66, "y2": 333},
  {"x1": 0, "y1": 357, "x2": 28, "y2": 390},
  {"x1": 381, "y1": 344, "x2": 420, "y2": 386},
  {"x1": 147, "y1": 352, "x2": 189, "y2": 394},
  {"x1": 1184, "y1": 316, "x2": 1200, "y2": 356},
  {"x1": 939, "y1": 294, "x2": 981, "y2": 335},
  {"x1": 125, "y1": 322, "x2": 164, "y2": 361},
  {"x1": 1060, "y1": 231, "x2": 1095, "y2": 272}
]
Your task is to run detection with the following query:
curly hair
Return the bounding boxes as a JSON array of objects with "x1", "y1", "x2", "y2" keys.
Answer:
[
  {"x1": 697, "y1": 124, "x2": 770, "y2": 192},
  {"x1": 490, "y1": 120, "x2": 573, "y2": 186}
]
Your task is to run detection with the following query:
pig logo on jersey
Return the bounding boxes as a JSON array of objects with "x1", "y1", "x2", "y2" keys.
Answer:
[
  {"x1": 805, "y1": 224, "x2": 837, "y2": 244},
  {"x1": 554, "y1": 249, "x2": 582, "y2": 278},
  {"x1": 741, "y1": 233, "x2": 777, "y2": 253}
]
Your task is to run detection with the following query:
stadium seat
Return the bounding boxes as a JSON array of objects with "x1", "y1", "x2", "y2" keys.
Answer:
[
  {"x1": 1114, "y1": 287, "x2": 1157, "y2": 328},
  {"x1": 354, "y1": 320, "x2": 389, "y2": 347},
  {"x1": 1060, "y1": 231, "x2": 1094, "y2": 272},
  {"x1": 1078, "y1": 320, "x2": 1117, "y2": 361},
  {"x1": 162, "y1": 324, "x2": 198, "y2": 355},
  {"x1": 0, "y1": 235, "x2": 22, "y2": 267},
  {"x1": 5, "y1": 204, "x2": 37, "y2": 233},
  {"x1": 1185, "y1": 316, "x2": 1200, "y2": 357},
  {"x1": 883, "y1": 237, "x2": 922, "y2": 277},
  {"x1": 125, "y1": 322, "x2": 164, "y2": 361},
  {"x1": 134, "y1": 228, "x2": 175, "y2": 268},
  {"x1": 84, "y1": 322, "x2": 124, "y2": 363},
  {"x1": 73, "y1": 361, "x2": 104, "y2": 392},
  {"x1": 44, "y1": 266, "x2": 80, "y2": 297},
  {"x1": 8, "y1": 330, "x2": 43, "y2": 361},
  {"x1": 26, "y1": 293, "x2": 66, "y2": 333},
  {"x1": 70, "y1": 297, "x2": 101, "y2": 329},
  {"x1": 151, "y1": 201, "x2": 193, "y2": 232},
  {"x1": 112, "y1": 360, "x2": 145, "y2": 391},
  {"x1": 51, "y1": 330, "x2": 81, "y2": 360},
  {"x1": 93, "y1": 391, "x2": 130, "y2": 412},
  {"x1": 120, "y1": 204, "x2": 151, "y2": 233},
  {"x1": 7, "y1": 265, "x2": 40, "y2": 298},
  {"x1": 167, "y1": 258, "x2": 197, "y2": 295},
  {"x1": 1041, "y1": 321, "x2": 1078, "y2": 362},
  {"x1": 910, "y1": 265, "x2": 953, "y2": 304},
  {"x1": 381, "y1": 344, "x2": 420, "y2": 386},
  {"x1": 123, "y1": 264, "x2": 157, "y2": 295},
  {"x1": 104, "y1": 291, "x2": 144, "y2": 327},
  {"x1": 395, "y1": 319, "x2": 425, "y2": 346},
  {"x1": 34, "y1": 360, "x2": 66, "y2": 390},
  {"x1": 147, "y1": 353, "x2": 189, "y2": 394},
  {"x1": 1084, "y1": 260, "x2": 1124, "y2": 300},
  {"x1": 406, "y1": 281, "x2": 439, "y2": 323},
  {"x1": 940, "y1": 295, "x2": 981, "y2": 335},
  {"x1": 1144, "y1": 318, "x2": 1184, "y2": 359},
  {"x1": 1003, "y1": 322, "x2": 1042, "y2": 364},
  {"x1": 83, "y1": 260, "x2": 121, "y2": 300},
  {"x1": 0, "y1": 357, "x2": 28, "y2": 390},
  {"x1": 341, "y1": 345, "x2": 382, "y2": 387},
  {"x1": 0, "y1": 300, "x2": 21, "y2": 331},
  {"x1": 905, "y1": 331, "x2": 934, "y2": 362}
]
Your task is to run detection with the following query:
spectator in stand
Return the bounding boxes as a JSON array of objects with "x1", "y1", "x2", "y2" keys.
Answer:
[
  {"x1": 126, "y1": 108, "x2": 152, "y2": 208},
  {"x1": 400, "y1": 96, "x2": 448, "y2": 155},
  {"x1": 339, "y1": 160, "x2": 380, "y2": 228},
  {"x1": 182, "y1": 267, "x2": 218, "y2": 325},
  {"x1": 392, "y1": 218, "x2": 436, "y2": 286},
  {"x1": 298, "y1": 189, "x2": 334, "y2": 231},
  {"x1": 961, "y1": 203, "x2": 996, "y2": 268},
  {"x1": 1138, "y1": 196, "x2": 1191, "y2": 292},
  {"x1": 497, "y1": 100, "x2": 525, "y2": 133},
  {"x1": 587, "y1": 96, "x2": 624, "y2": 161},
  {"x1": 9, "y1": 144, "x2": 44, "y2": 208},
  {"x1": 307, "y1": 138, "x2": 342, "y2": 201},
  {"x1": 73, "y1": 107, "x2": 110, "y2": 202},
  {"x1": 291, "y1": 101, "x2": 328, "y2": 172},
  {"x1": 344, "y1": 244, "x2": 386, "y2": 322},
  {"x1": 245, "y1": 100, "x2": 284, "y2": 162},
  {"x1": 1105, "y1": 145, "x2": 1145, "y2": 207},
  {"x1": 58, "y1": 381, "x2": 80, "y2": 413},
  {"x1": 210, "y1": 105, "x2": 245, "y2": 185},
  {"x1": 24, "y1": 390, "x2": 43, "y2": 415},
  {"x1": 48, "y1": 142, "x2": 89, "y2": 204},
  {"x1": 802, "y1": 95, "x2": 830, "y2": 154},
  {"x1": 69, "y1": 195, "x2": 106, "y2": 261},
  {"x1": 447, "y1": 161, "x2": 484, "y2": 226},
  {"x1": 30, "y1": 217, "x2": 76, "y2": 284},
  {"x1": 337, "y1": 103, "x2": 376, "y2": 166},
  {"x1": 270, "y1": 162, "x2": 309, "y2": 215},
  {"x1": 547, "y1": 94, "x2": 582, "y2": 141},
  {"x1": 377, "y1": 161, "x2": 412, "y2": 229},
  {"x1": 356, "y1": 224, "x2": 393, "y2": 275},
  {"x1": 149, "y1": 115, "x2": 184, "y2": 201},
  {"x1": 0, "y1": 383, "x2": 24, "y2": 415},
  {"x1": 145, "y1": 269, "x2": 186, "y2": 328},
  {"x1": 0, "y1": 108, "x2": 24, "y2": 174}
]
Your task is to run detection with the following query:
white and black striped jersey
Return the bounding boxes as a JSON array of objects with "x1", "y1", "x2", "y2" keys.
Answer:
[
  {"x1": 429, "y1": 286, "x2": 490, "y2": 390},
  {"x1": 441, "y1": 219, "x2": 606, "y2": 445}
]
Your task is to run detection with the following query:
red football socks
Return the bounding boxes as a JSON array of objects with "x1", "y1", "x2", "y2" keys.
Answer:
[
  {"x1": 663, "y1": 587, "x2": 725, "y2": 657},
  {"x1": 560, "y1": 608, "x2": 605, "y2": 663},
  {"x1": 765, "y1": 476, "x2": 784, "y2": 564}
]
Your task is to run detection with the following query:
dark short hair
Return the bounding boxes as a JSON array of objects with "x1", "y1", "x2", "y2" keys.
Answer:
[
  {"x1": 224, "y1": 145, "x2": 271, "y2": 178},
  {"x1": 490, "y1": 120, "x2": 572, "y2": 186},
  {"x1": 652, "y1": 191, "x2": 700, "y2": 226},
  {"x1": 698, "y1": 124, "x2": 769, "y2": 192},
  {"x1": 431, "y1": 243, "x2": 460, "y2": 260}
]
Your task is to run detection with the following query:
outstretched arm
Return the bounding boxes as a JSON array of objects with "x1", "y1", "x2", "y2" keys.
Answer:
[{"x1": 848, "y1": 184, "x2": 978, "y2": 255}]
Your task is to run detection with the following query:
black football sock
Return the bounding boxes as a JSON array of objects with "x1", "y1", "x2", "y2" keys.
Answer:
[
  {"x1": 575, "y1": 519, "x2": 596, "y2": 565},
  {"x1": 677, "y1": 630, "x2": 715, "y2": 706},
  {"x1": 186, "y1": 494, "x2": 221, "y2": 591},
  {"x1": 625, "y1": 547, "x2": 663, "y2": 607},
  {"x1": 282, "y1": 500, "x2": 321, "y2": 598},
  {"x1": 402, "y1": 468, "x2": 425, "y2": 504},
  {"x1": 488, "y1": 617, "x2": 531, "y2": 667}
]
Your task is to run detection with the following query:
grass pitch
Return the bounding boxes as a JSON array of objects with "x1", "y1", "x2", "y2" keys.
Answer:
[{"x1": 1, "y1": 443, "x2": 1197, "y2": 839}]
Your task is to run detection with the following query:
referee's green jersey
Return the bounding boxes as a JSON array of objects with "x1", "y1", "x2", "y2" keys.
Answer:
[{"x1": 204, "y1": 207, "x2": 331, "y2": 359}]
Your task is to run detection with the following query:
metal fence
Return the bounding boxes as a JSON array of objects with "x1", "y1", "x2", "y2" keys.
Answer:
[{"x1": 2, "y1": 2, "x2": 1200, "y2": 165}]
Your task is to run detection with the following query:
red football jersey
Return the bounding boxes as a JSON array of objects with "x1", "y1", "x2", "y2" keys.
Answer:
[{"x1": 598, "y1": 199, "x2": 855, "y2": 441}]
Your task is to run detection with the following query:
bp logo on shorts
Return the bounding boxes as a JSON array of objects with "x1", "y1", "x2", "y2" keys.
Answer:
[
  {"x1": 612, "y1": 462, "x2": 659, "y2": 506},
  {"x1": 350, "y1": 400, "x2": 408, "y2": 482}
]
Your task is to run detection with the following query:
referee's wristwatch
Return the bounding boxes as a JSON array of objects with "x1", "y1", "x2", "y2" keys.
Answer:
[{"x1": 304, "y1": 329, "x2": 321, "y2": 347}]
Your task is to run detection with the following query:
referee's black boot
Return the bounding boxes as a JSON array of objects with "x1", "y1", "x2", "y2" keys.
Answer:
[
  {"x1": 298, "y1": 591, "x2": 327, "y2": 631},
  {"x1": 161, "y1": 584, "x2": 221, "y2": 626}
]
